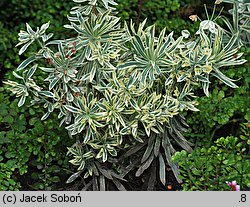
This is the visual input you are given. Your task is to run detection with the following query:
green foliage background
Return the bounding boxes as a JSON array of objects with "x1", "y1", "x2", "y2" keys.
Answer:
[
  {"x1": 173, "y1": 124, "x2": 250, "y2": 190},
  {"x1": 0, "y1": 0, "x2": 249, "y2": 190},
  {"x1": 0, "y1": 0, "x2": 76, "y2": 190},
  {"x1": 0, "y1": 87, "x2": 73, "y2": 190}
]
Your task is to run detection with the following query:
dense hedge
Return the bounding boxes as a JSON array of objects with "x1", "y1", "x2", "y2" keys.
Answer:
[{"x1": 0, "y1": 0, "x2": 249, "y2": 190}]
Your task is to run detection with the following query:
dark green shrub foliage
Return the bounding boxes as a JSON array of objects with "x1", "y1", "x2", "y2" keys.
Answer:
[
  {"x1": 185, "y1": 48, "x2": 250, "y2": 145},
  {"x1": 116, "y1": 0, "x2": 200, "y2": 34},
  {"x1": 173, "y1": 124, "x2": 250, "y2": 191},
  {"x1": 0, "y1": 0, "x2": 76, "y2": 190},
  {"x1": 0, "y1": 87, "x2": 73, "y2": 190}
]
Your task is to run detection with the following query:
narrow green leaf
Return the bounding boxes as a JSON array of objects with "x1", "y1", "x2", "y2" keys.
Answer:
[
  {"x1": 118, "y1": 61, "x2": 140, "y2": 69},
  {"x1": 168, "y1": 36, "x2": 183, "y2": 53},
  {"x1": 129, "y1": 98, "x2": 140, "y2": 110},
  {"x1": 196, "y1": 75, "x2": 210, "y2": 83},
  {"x1": 39, "y1": 91, "x2": 54, "y2": 98},
  {"x1": 19, "y1": 41, "x2": 33, "y2": 55},
  {"x1": 18, "y1": 96, "x2": 26, "y2": 107},
  {"x1": 201, "y1": 74, "x2": 210, "y2": 96},
  {"x1": 211, "y1": 68, "x2": 238, "y2": 88},
  {"x1": 199, "y1": 31, "x2": 210, "y2": 47},
  {"x1": 17, "y1": 56, "x2": 37, "y2": 71},
  {"x1": 216, "y1": 59, "x2": 247, "y2": 68},
  {"x1": 154, "y1": 136, "x2": 161, "y2": 157},
  {"x1": 64, "y1": 105, "x2": 81, "y2": 113},
  {"x1": 27, "y1": 64, "x2": 38, "y2": 80},
  {"x1": 136, "y1": 152, "x2": 154, "y2": 177},
  {"x1": 112, "y1": 178, "x2": 126, "y2": 191},
  {"x1": 141, "y1": 135, "x2": 155, "y2": 163},
  {"x1": 66, "y1": 171, "x2": 82, "y2": 183},
  {"x1": 133, "y1": 135, "x2": 144, "y2": 143},
  {"x1": 39, "y1": 67, "x2": 54, "y2": 72},
  {"x1": 149, "y1": 69, "x2": 155, "y2": 81},
  {"x1": 99, "y1": 175, "x2": 105, "y2": 191},
  {"x1": 72, "y1": 23, "x2": 84, "y2": 34},
  {"x1": 223, "y1": 32, "x2": 239, "y2": 53},
  {"x1": 40, "y1": 21, "x2": 50, "y2": 34},
  {"x1": 219, "y1": 16, "x2": 235, "y2": 34},
  {"x1": 58, "y1": 42, "x2": 65, "y2": 58},
  {"x1": 159, "y1": 153, "x2": 166, "y2": 185},
  {"x1": 177, "y1": 74, "x2": 188, "y2": 82},
  {"x1": 41, "y1": 111, "x2": 50, "y2": 120},
  {"x1": 26, "y1": 23, "x2": 35, "y2": 35},
  {"x1": 49, "y1": 77, "x2": 60, "y2": 90},
  {"x1": 67, "y1": 92, "x2": 74, "y2": 102},
  {"x1": 141, "y1": 65, "x2": 151, "y2": 85},
  {"x1": 89, "y1": 66, "x2": 96, "y2": 82},
  {"x1": 120, "y1": 126, "x2": 130, "y2": 135},
  {"x1": 158, "y1": 31, "x2": 173, "y2": 56},
  {"x1": 13, "y1": 71, "x2": 23, "y2": 80},
  {"x1": 77, "y1": 12, "x2": 84, "y2": 24},
  {"x1": 232, "y1": 3, "x2": 238, "y2": 35},
  {"x1": 133, "y1": 35, "x2": 147, "y2": 59},
  {"x1": 96, "y1": 164, "x2": 113, "y2": 180}
]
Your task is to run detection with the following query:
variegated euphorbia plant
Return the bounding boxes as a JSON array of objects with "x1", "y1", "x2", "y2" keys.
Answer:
[{"x1": 5, "y1": 0, "x2": 248, "y2": 190}]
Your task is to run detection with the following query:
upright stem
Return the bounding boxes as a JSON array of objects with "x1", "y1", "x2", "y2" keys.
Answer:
[
  {"x1": 93, "y1": 5, "x2": 98, "y2": 16},
  {"x1": 136, "y1": 0, "x2": 143, "y2": 29},
  {"x1": 36, "y1": 38, "x2": 44, "y2": 49}
]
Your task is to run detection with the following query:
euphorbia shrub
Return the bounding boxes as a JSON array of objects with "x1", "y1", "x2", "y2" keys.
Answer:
[{"x1": 5, "y1": 0, "x2": 247, "y2": 190}]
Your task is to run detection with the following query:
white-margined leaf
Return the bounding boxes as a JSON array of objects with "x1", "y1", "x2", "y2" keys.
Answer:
[
  {"x1": 66, "y1": 171, "x2": 83, "y2": 184},
  {"x1": 26, "y1": 23, "x2": 35, "y2": 35},
  {"x1": 27, "y1": 64, "x2": 38, "y2": 80},
  {"x1": 18, "y1": 96, "x2": 26, "y2": 107},
  {"x1": 13, "y1": 71, "x2": 24, "y2": 80},
  {"x1": 212, "y1": 68, "x2": 238, "y2": 88},
  {"x1": 40, "y1": 21, "x2": 50, "y2": 34},
  {"x1": 18, "y1": 41, "x2": 33, "y2": 55},
  {"x1": 17, "y1": 56, "x2": 37, "y2": 71},
  {"x1": 41, "y1": 33, "x2": 53, "y2": 42},
  {"x1": 159, "y1": 153, "x2": 166, "y2": 185},
  {"x1": 41, "y1": 112, "x2": 50, "y2": 120},
  {"x1": 39, "y1": 67, "x2": 54, "y2": 72},
  {"x1": 49, "y1": 77, "x2": 60, "y2": 90},
  {"x1": 39, "y1": 91, "x2": 54, "y2": 98},
  {"x1": 64, "y1": 105, "x2": 81, "y2": 114}
]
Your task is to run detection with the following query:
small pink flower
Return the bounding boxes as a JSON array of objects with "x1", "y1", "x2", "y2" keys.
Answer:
[{"x1": 226, "y1": 181, "x2": 240, "y2": 191}]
